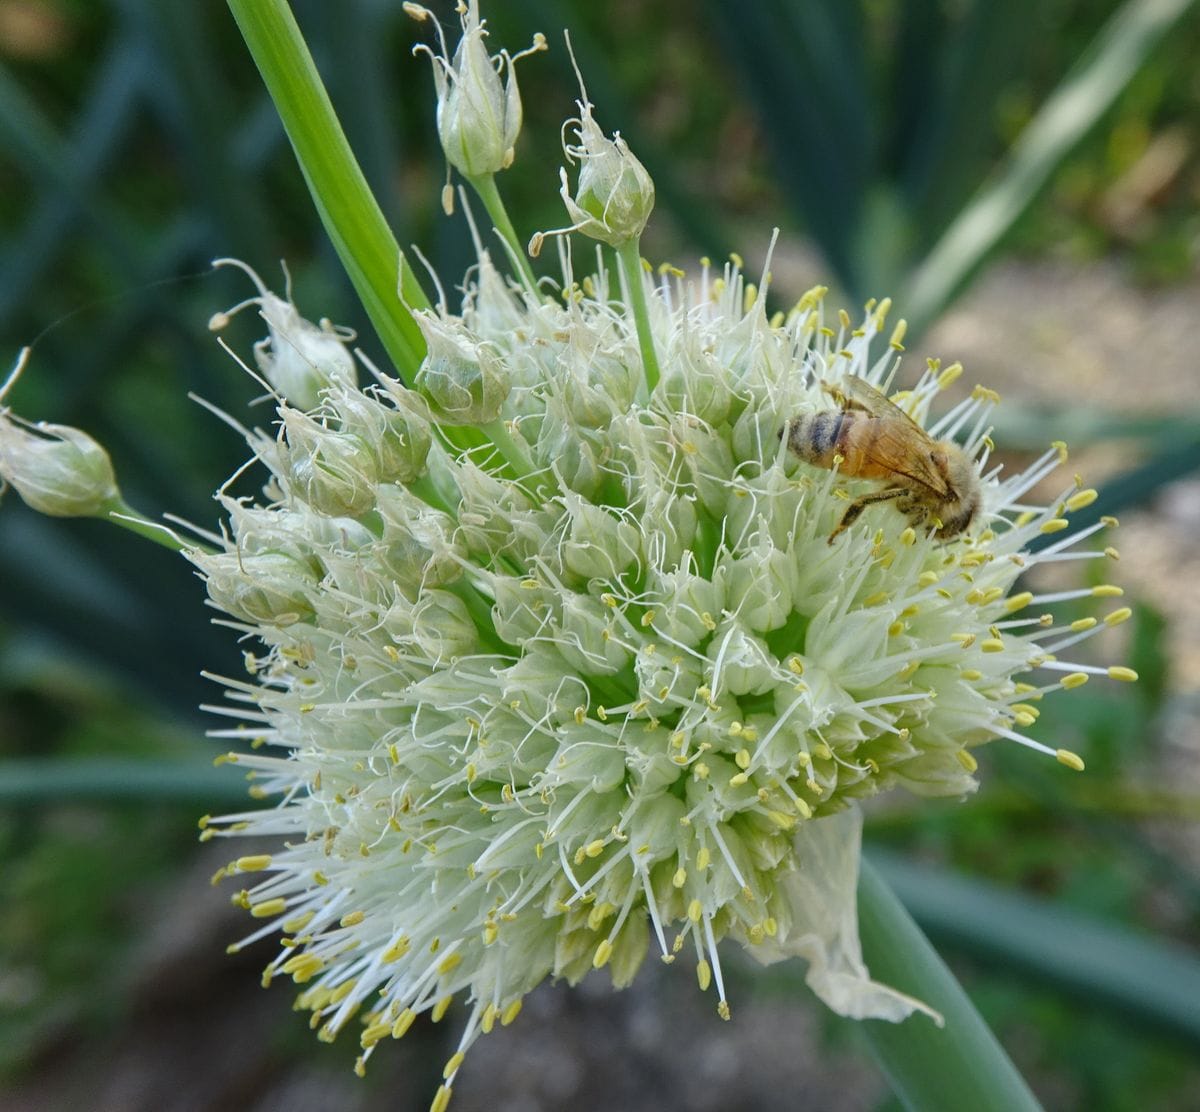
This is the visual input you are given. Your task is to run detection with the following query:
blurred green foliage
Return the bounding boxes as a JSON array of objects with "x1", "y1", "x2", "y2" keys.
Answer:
[{"x1": 1, "y1": 0, "x2": 1199, "y2": 1107}]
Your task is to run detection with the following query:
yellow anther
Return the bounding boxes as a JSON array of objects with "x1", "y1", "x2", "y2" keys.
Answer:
[
  {"x1": 696, "y1": 847, "x2": 711, "y2": 870},
  {"x1": 918, "y1": 570, "x2": 940, "y2": 587},
  {"x1": 1070, "y1": 617, "x2": 1097, "y2": 632},
  {"x1": 1092, "y1": 585, "x2": 1123, "y2": 598},
  {"x1": 980, "y1": 638, "x2": 1005, "y2": 653},
  {"x1": 480, "y1": 1003, "x2": 498, "y2": 1034},
  {"x1": 501, "y1": 999, "x2": 523, "y2": 1026},
  {"x1": 1056, "y1": 749, "x2": 1085, "y2": 772},
  {"x1": 593, "y1": 940, "x2": 613, "y2": 969},
  {"x1": 438, "y1": 952, "x2": 463, "y2": 975},
  {"x1": 442, "y1": 1051, "x2": 465, "y2": 1080},
  {"x1": 961, "y1": 669, "x2": 983, "y2": 681},
  {"x1": 937, "y1": 362, "x2": 963, "y2": 389},
  {"x1": 1105, "y1": 607, "x2": 1132, "y2": 626},
  {"x1": 283, "y1": 911, "x2": 315, "y2": 934},
  {"x1": 1052, "y1": 440, "x2": 1068, "y2": 462},
  {"x1": 956, "y1": 749, "x2": 978, "y2": 773},
  {"x1": 734, "y1": 748, "x2": 751, "y2": 769},
  {"x1": 1061, "y1": 672, "x2": 1090, "y2": 689},
  {"x1": 697, "y1": 959, "x2": 712, "y2": 991},
  {"x1": 729, "y1": 772, "x2": 749, "y2": 787},
  {"x1": 361, "y1": 1020, "x2": 391, "y2": 1048},
  {"x1": 340, "y1": 910, "x2": 365, "y2": 928},
  {"x1": 251, "y1": 897, "x2": 287, "y2": 919},
  {"x1": 688, "y1": 898, "x2": 703, "y2": 923},
  {"x1": 392, "y1": 1008, "x2": 417, "y2": 1039},
  {"x1": 1040, "y1": 518, "x2": 1070, "y2": 534},
  {"x1": 587, "y1": 903, "x2": 613, "y2": 931},
  {"x1": 672, "y1": 867, "x2": 687, "y2": 889},
  {"x1": 431, "y1": 1084, "x2": 453, "y2": 1112},
  {"x1": 1004, "y1": 591, "x2": 1034, "y2": 613},
  {"x1": 280, "y1": 954, "x2": 324, "y2": 982},
  {"x1": 235, "y1": 854, "x2": 272, "y2": 872},
  {"x1": 1108, "y1": 666, "x2": 1138, "y2": 682},
  {"x1": 431, "y1": 995, "x2": 453, "y2": 1023},
  {"x1": 888, "y1": 620, "x2": 905, "y2": 637},
  {"x1": 1065, "y1": 488, "x2": 1098, "y2": 512},
  {"x1": 889, "y1": 319, "x2": 908, "y2": 350}
]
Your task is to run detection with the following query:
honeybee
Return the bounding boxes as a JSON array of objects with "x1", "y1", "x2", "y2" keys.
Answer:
[{"x1": 784, "y1": 376, "x2": 982, "y2": 543}]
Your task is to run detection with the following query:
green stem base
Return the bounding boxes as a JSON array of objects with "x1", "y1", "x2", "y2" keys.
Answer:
[{"x1": 858, "y1": 856, "x2": 1042, "y2": 1112}]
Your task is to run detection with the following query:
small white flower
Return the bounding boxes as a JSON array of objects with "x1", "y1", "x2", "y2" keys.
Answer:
[{"x1": 210, "y1": 258, "x2": 357, "y2": 412}]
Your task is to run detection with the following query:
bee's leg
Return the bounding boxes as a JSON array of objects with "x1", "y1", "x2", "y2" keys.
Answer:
[
  {"x1": 896, "y1": 495, "x2": 928, "y2": 531},
  {"x1": 828, "y1": 486, "x2": 908, "y2": 543}
]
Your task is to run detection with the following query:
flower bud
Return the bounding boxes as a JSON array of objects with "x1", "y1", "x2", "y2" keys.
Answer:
[
  {"x1": 707, "y1": 623, "x2": 776, "y2": 697},
  {"x1": 561, "y1": 494, "x2": 640, "y2": 582},
  {"x1": 199, "y1": 551, "x2": 317, "y2": 627},
  {"x1": 549, "y1": 726, "x2": 626, "y2": 792},
  {"x1": 414, "y1": 314, "x2": 510, "y2": 425},
  {"x1": 211, "y1": 259, "x2": 356, "y2": 411},
  {"x1": 329, "y1": 386, "x2": 432, "y2": 485},
  {"x1": 555, "y1": 592, "x2": 630, "y2": 676},
  {"x1": 375, "y1": 486, "x2": 463, "y2": 591},
  {"x1": 411, "y1": 589, "x2": 479, "y2": 660},
  {"x1": 718, "y1": 536, "x2": 796, "y2": 633},
  {"x1": 555, "y1": 102, "x2": 654, "y2": 247},
  {"x1": 408, "y1": 0, "x2": 545, "y2": 182},
  {"x1": 535, "y1": 405, "x2": 605, "y2": 499},
  {"x1": 0, "y1": 414, "x2": 119, "y2": 518},
  {"x1": 281, "y1": 410, "x2": 378, "y2": 518}
]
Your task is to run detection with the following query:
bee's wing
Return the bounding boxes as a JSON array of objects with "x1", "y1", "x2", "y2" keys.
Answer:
[
  {"x1": 836, "y1": 376, "x2": 924, "y2": 427},
  {"x1": 834, "y1": 378, "x2": 953, "y2": 498},
  {"x1": 857, "y1": 419, "x2": 954, "y2": 497}
]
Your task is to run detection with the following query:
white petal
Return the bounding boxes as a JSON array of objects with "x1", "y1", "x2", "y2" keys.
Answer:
[{"x1": 745, "y1": 806, "x2": 942, "y2": 1024}]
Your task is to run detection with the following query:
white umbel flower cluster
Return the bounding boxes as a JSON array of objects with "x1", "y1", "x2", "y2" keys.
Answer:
[{"x1": 200, "y1": 244, "x2": 1131, "y2": 1104}]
